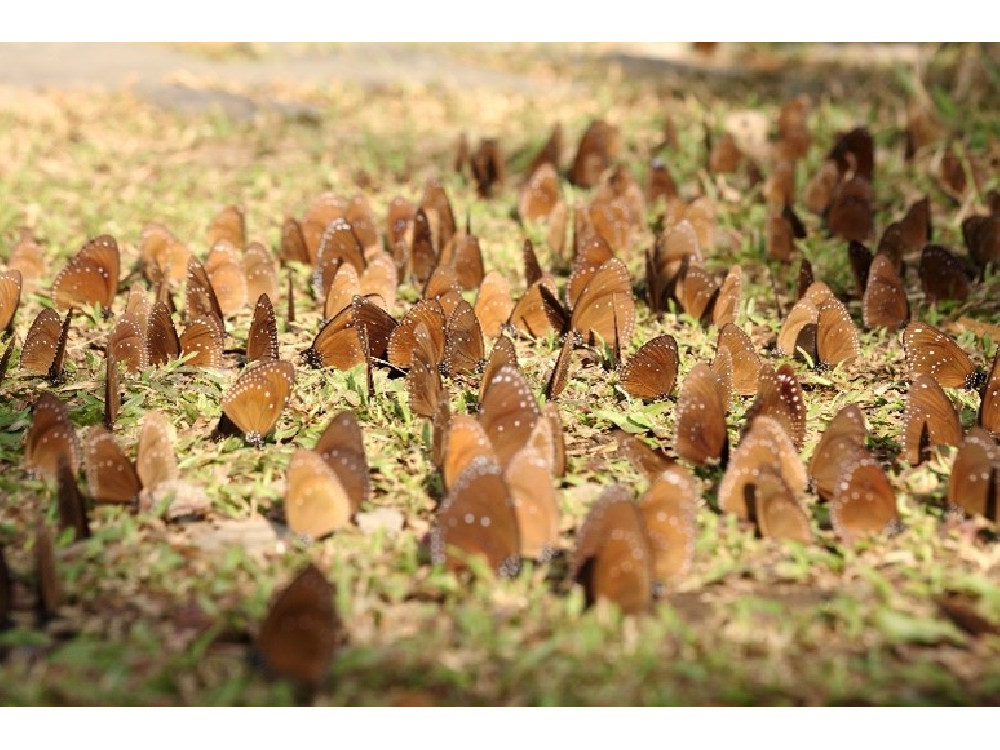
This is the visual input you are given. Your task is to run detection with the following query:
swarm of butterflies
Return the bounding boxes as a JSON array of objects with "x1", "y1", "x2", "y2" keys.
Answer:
[{"x1": 1, "y1": 96, "x2": 999, "y2": 695}]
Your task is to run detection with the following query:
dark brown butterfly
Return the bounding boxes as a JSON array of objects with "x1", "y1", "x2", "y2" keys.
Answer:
[
  {"x1": 302, "y1": 297, "x2": 396, "y2": 370},
  {"x1": 962, "y1": 214, "x2": 1000, "y2": 272},
  {"x1": 286, "y1": 270, "x2": 296, "y2": 324},
  {"x1": 247, "y1": 293, "x2": 279, "y2": 364},
  {"x1": 21, "y1": 307, "x2": 72, "y2": 382},
  {"x1": 675, "y1": 363, "x2": 729, "y2": 466},
  {"x1": 0, "y1": 268, "x2": 22, "y2": 334},
  {"x1": 545, "y1": 333, "x2": 575, "y2": 400},
  {"x1": 57, "y1": 452, "x2": 90, "y2": 541},
  {"x1": 569, "y1": 119, "x2": 619, "y2": 188},
  {"x1": 803, "y1": 159, "x2": 840, "y2": 215},
  {"x1": 442, "y1": 300, "x2": 484, "y2": 377},
  {"x1": 470, "y1": 137, "x2": 505, "y2": 198},
  {"x1": 207, "y1": 204, "x2": 246, "y2": 249},
  {"x1": 830, "y1": 457, "x2": 901, "y2": 543},
  {"x1": 83, "y1": 425, "x2": 141, "y2": 505},
  {"x1": 0, "y1": 335, "x2": 15, "y2": 386},
  {"x1": 420, "y1": 178, "x2": 458, "y2": 250},
  {"x1": 312, "y1": 218, "x2": 366, "y2": 300},
  {"x1": 104, "y1": 345, "x2": 120, "y2": 429},
  {"x1": 980, "y1": 348, "x2": 1000, "y2": 435},
  {"x1": 569, "y1": 486, "x2": 652, "y2": 615},
  {"x1": 826, "y1": 175, "x2": 874, "y2": 243},
  {"x1": 828, "y1": 126, "x2": 874, "y2": 182},
  {"x1": 479, "y1": 364, "x2": 540, "y2": 468},
  {"x1": 619, "y1": 334, "x2": 679, "y2": 400},
  {"x1": 645, "y1": 220, "x2": 701, "y2": 315},
  {"x1": 407, "y1": 324, "x2": 444, "y2": 418},
  {"x1": 388, "y1": 300, "x2": 446, "y2": 369},
  {"x1": 438, "y1": 228, "x2": 485, "y2": 292},
  {"x1": 848, "y1": 241, "x2": 873, "y2": 297},
  {"x1": 646, "y1": 158, "x2": 678, "y2": 205},
  {"x1": 902, "y1": 321, "x2": 985, "y2": 390},
  {"x1": 504, "y1": 444, "x2": 560, "y2": 561},
  {"x1": 744, "y1": 363, "x2": 806, "y2": 450},
  {"x1": 147, "y1": 300, "x2": 181, "y2": 367},
  {"x1": 180, "y1": 312, "x2": 224, "y2": 368},
  {"x1": 186, "y1": 255, "x2": 225, "y2": 330},
  {"x1": 24, "y1": 392, "x2": 79, "y2": 479},
  {"x1": 34, "y1": 524, "x2": 61, "y2": 624},
  {"x1": 430, "y1": 455, "x2": 520, "y2": 577},
  {"x1": 863, "y1": 252, "x2": 909, "y2": 330},
  {"x1": 717, "y1": 324, "x2": 760, "y2": 396},
  {"x1": 217, "y1": 359, "x2": 295, "y2": 447},
  {"x1": 567, "y1": 235, "x2": 614, "y2": 308},
  {"x1": 474, "y1": 271, "x2": 514, "y2": 339},
  {"x1": 571, "y1": 257, "x2": 635, "y2": 349},
  {"x1": 313, "y1": 410, "x2": 370, "y2": 510},
  {"x1": 52, "y1": 234, "x2": 119, "y2": 314},
  {"x1": 808, "y1": 403, "x2": 869, "y2": 502},
  {"x1": 256, "y1": 563, "x2": 341, "y2": 691},
  {"x1": 902, "y1": 374, "x2": 962, "y2": 465},
  {"x1": 796, "y1": 258, "x2": 814, "y2": 302},
  {"x1": 919, "y1": 245, "x2": 970, "y2": 304},
  {"x1": 948, "y1": 428, "x2": 998, "y2": 523}
]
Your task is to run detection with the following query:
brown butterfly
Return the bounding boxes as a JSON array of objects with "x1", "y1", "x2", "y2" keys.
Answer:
[
  {"x1": 796, "y1": 258, "x2": 814, "y2": 302},
  {"x1": 717, "y1": 324, "x2": 760, "y2": 396},
  {"x1": 826, "y1": 175, "x2": 874, "y2": 243},
  {"x1": 980, "y1": 348, "x2": 1000, "y2": 435},
  {"x1": 962, "y1": 213, "x2": 999, "y2": 272},
  {"x1": 571, "y1": 257, "x2": 635, "y2": 350},
  {"x1": 744, "y1": 363, "x2": 807, "y2": 450},
  {"x1": 619, "y1": 334, "x2": 679, "y2": 400},
  {"x1": 136, "y1": 410, "x2": 179, "y2": 494},
  {"x1": 569, "y1": 119, "x2": 620, "y2": 188},
  {"x1": 638, "y1": 465, "x2": 698, "y2": 588},
  {"x1": 830, "y1": 457, "x2": 901, "y2": 543},
  {"x1": 803, "y1": 159, "x2": 840, "y2": 215},
  {"x1": 313, "y1": 410, "x2": 371, "y2": 512},
  {"x1": 545, "y1": 333, "x2": 575, "y2": 401},
  {"x1": 216, "y1": 359, "x2": 295, "y2": 447},
  {"x1": 279, "y1": 216, "x2": 311, "y2": 265},
  {"x1": 480, "y1": 335, "x2": 519, "y2": 403},
  {"x1": 52, "y1": 234, "x2": 119, "y2": 314},
  {"x1": 430, "y1": 455, "x2": 520, "y2": 577},
  {"x1": 902, "y1": 321, "x2": 985, "y2": 390},
  {"x1": 616, "y1": 431, "x2": 674, "y2": 480},
  {"x1": 508, "y1": 280, "x2": 568, "y2": 339},
  {"x1": 186, "y1": 255, "x2": 225, "y2": 329},
  {"x1": 470, "y1": 137, "x2": 505, "y2": 198},
  {"x1": 109, "y1": 306, "x2": 150, "y2": 373},
  {"x1": 83, "y1": 425, "x2": 141, "y2": 505},
  {"x1": 388, "y1": 300, "x2": 446, "y2": 369},
  {"x1": 244, "y1": 241, "x2": 280, "y2": 304},
  {"x1": 919, "y1": 245, "x2": 970, "y2": 304},
  {"x1": 21, "y1": 307, "x2": 72, "y2": 382},
  {"x1": 360, "y1": 252, "x2": 397, "y2": 312},
  {"x1": 420, "y1": 178, "x2": 458, "y2": 250},
  {"x1": 312, "y1": 218, "x2": 366, "y2": 300},
  {"x1": 948, "y1": 428, "x2": 998, "y2": 523},
  {"x1": 847, "y1": 241, "x2": 873, "y2": 297},
  {"x1": 140, "y1": 223, "x2": 192, "y2": 284},
  {"x1": 442, "y1": 299, "x2": 484, "y2": 377},
  {"x1": 180, "y1": 312, "x2": 225, "y2": 368},
  {"x1": 902, "y1": 374, "x2": 962, "y2": 466},
  {"x1": 808, "y1": 403, "x2": 869, "y2": 502},
  {"x1": 256, "y1": 563, "x2": 341, "y2": 692},
  {"x1": 0, "y1": 268, "x2": 22, "y2": 334},
  {"x1": 569, "y1": 486, "x2": 652, "y2": 615},
  {"x1": 57, "y1": 452, "x2": 90, "y2": 542},
  {"x1": 828, "y1": 126, "x2": 874, "y2": 182},
  {"x1": 519, "y1": 163, "x2": 562, "y2": 222},
  {"x1": 567, "y1": 235, "x2": 614, "y2": 308},
  {"x1": 205, "y1": 241, "x2": 249, "y2": 316},
  {"x1": 406, "y1": 324, "x2": 444, "y2": 418},
  {"x1": 863, "y1": 252, "x2": 909, "y2": 330},
  {"x1": 207, "y1": 204, "x2": 246, "y2": 249},
  {"x1": 504, "y1": 444, "x2": 560, "y2": 561},
  {"x1": 646, "y1": 157, "x2": 678, "y2": 205},
  {"x1": 474, "y1": 271, "x2": 514, "y2": 339},
  {"x1": 675, "y1": 362, "x2": 729, "y2": 466},
  {"x1": 7, "y1": 227, "x2": 44, "y2": 289},
  {"x1": 442, "y1": 414, "x2": 498, "y2": 491},
  {"x1": 246, "y1": 293, "x2": 279, "y2": 364},
  {"x1": 34, "y1": 524, "x2": 62, "y2": 624},
  {"x1": 24, "y1": 392, "x2": 79, "y2": 479},
  {"x1": 479, "y1": 364, "x2": 541, "y2": 469},
  {"x1": 527, "y1": 123, "x2": 563, "y2": 176},
  {"x1": 302, "y1": 297, "x2": 396, "y2": 370},
  {"x1": 284, "y1": 449, "x2": 355, "y2": 539}
]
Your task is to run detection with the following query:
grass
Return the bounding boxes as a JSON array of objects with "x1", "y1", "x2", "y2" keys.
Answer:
[{"x1": 0, "y1": 43, "x2": 998, "y2": 706}]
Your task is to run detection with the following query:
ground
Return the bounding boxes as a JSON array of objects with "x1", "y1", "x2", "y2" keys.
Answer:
[{"x1": 0, "y1": 43, "x2": 997, "y2": 706}]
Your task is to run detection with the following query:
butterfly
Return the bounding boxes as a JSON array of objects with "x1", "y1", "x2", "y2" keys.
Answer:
[
  {"x1": 571, "y1": 257, "x2": 635, "y2": 350},
  {"x1": 919, "y1": 245, "x2": 970, "y2": 304},
  {"x1": 216, "y1": 359, "x2": 295, "y2": 447},
  {"x1": 616, "y1": 431, "x2": 674, "y2": 480},
  {"x1": 136, "y1": 410, "x2": 179, "y2": 493},
  {"x1": 0, "y1": 335, "x2": 15, "y2": 386},
  {"x1": 646, "y1": 157, "x2": 678, "y2": 205},
  {"x1": 439, "y1": 230, "x2": 486, "y2": 293},
  {"x1": 808, "y1": 403, "x2": 869, "y2": 502},
  {"x1": 7, "y1": 227, "x2": 44, "y2": 289},
  {"x1": 312, "y1": 218, "x2": 367, "y2": 300},
  {"x1": 256, "y1": 563, "x2": 341, "y2": 691},
  {"x1": 508, "y1": 280, "x2": 568, "y2": 339},
  {"x1": 284, "y1": 449, "x2": 355, "y2": 538},
  {"x1": 301, "y1": 192, "x2": 349, "y2": 260},
  {"x1": 57, "y1": 452, "x2": 90, "y2": 542},
  {"x1": 140, "y1": 223, "x2": 191, "y2": 284},
  {"x1": 478, "y1": 363, "x2": 541, "y2": 469},
  {"x1": 51, "y1": 234, "x2": 119, "y2": 314},
  {"x1": 980, "y1": 348, "x2": 1000, "y2": 435},
  {"x1": 388, "y1": 300, "x2": 446, "y2": 369},
  {"x1": 420, "y1": 178, "x2": 458, "y2": 250},
  {"x1": 645, "y1": 219, "x2": 703, "y2": 315},
  {"x1": 441, "y1": 414, "x2": 497, "y2": 491},
  {"x1": 675, "y1": 362, "x2": 729, "y2": 466},
  {"x1": 24, "y1": 392, "x2": 79, "y2": 479},
  {"x1": 777, "y1": 290, "x2": 859, "y2": 369},
  {"x1": 567, "y1": 235, "x2": 614, "y2": 308},
  {"x1": 83, "y1": 425, "x2": 141, "y2": 505},
  {"x1": 474, "y1": 271, "x2": 514, "y2": 339},
  {"x1": 830, "y1": 456, "x2": 901, "y2": 543},
  {"x1": 962, "y1": 213, "x2": 999, "y2": 273},
  {"x1": 430, "y1": 455, "x2": 520, "y2": 578},
  {"x1": 803, "y1": 159, "x2": 840, "y2": 215},
  {"x1": 442, "y1": 299, "x2": 484, "y2": 377},
  {"x1": 519, "y1": 163, "x2": 562, "y2": 222},
  {"x1": 313, "y1": 410, "x2": 371, "y2": 512},
  {"x1": 718, "y1": 416, "x2": 810, "y2": 542},
  {"x1": 279, "y1": 216, "x2": 311, "y2": 265},
  {"x1": 638, "y1": 465, "x2": 698, "y2": 588},
  {"x1": 204, "y1": 242, "x2": 249, "y2": 316},
  {"x1": 569, "y1": 486, "x2": 652, "y2": 615},
  {"x1": 302, "y1": 296, "x2": 396, "y2": 370},
  {"x1": 34, "y1": 524, "x2": 62, "y2": 625},
  {"x1": 186, "y1": 255, "x2": 225, "y2": 329},
  {"x1": 902, "y1": 374, "x2": 962, "y2": 466},
  {"x1": 619, "y1": 334, "x2": 679, "y2": 400},
  {"x1": 21, "y1": 307, "x2": 72, "y2": 382},
  {"x1": 470, "y1": 137, "x2": 505, "y2": 198},
  {"x1": 504, "y1": 443, "x2": 560, "y2": 561},
  {"x1": 109, "y1": 306, "x2": 150, "y2": 373},
  {"x1": 0, "y1": 268, "x2": 22, "y2": 334},
  {"x1": 545, "y1": 333, "x2": 575, "y2": 400},
  {"x1": 569, "y1": 119, "x2": 619, "y2": 188},
  {"x1": 246, "y1": 293, "x2": 279, "y2": 364},
  {"x1": 902, "y1": 321, "x2": 986, "y2": 390},
  {"x1": 826, "y1": 175, "x2": 874, "y2": 243},
  {"x1": 717, "y1": 324, "x2": 760, "y2": 396},
  {"x1": 406, "y1": 324, "x2": 444, "y2": 418},
  {"x1": 207, "y1": 204, "x2": 247, "y2": 249},
  {"x1": 828, "y1": 126, "x2": 874, "y2": 182},
  {"x1": 862, "y1": 252, "x2": 909, "y2": 330},
  {"x1": 743, "y1": 363, "x2": 807, "y2": 450},
  {"x1": 243, "y1": 242, "x2": 280, "y2": 305},
  {"x1": 775, "y1": 96, "x2": 811, "y2": 160},
  {"x1": 480, "y1": 335, "x2": 519, "y2": 403},
  {"x1": 947, "y1": 428, "x2": 998, "y2": 523},
  {"x1": 180, "y1": 312, "x2": 225, "y2": 368},
  {"x1": 796, "y1": 258, "x2": 814, "y2": 302}
]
